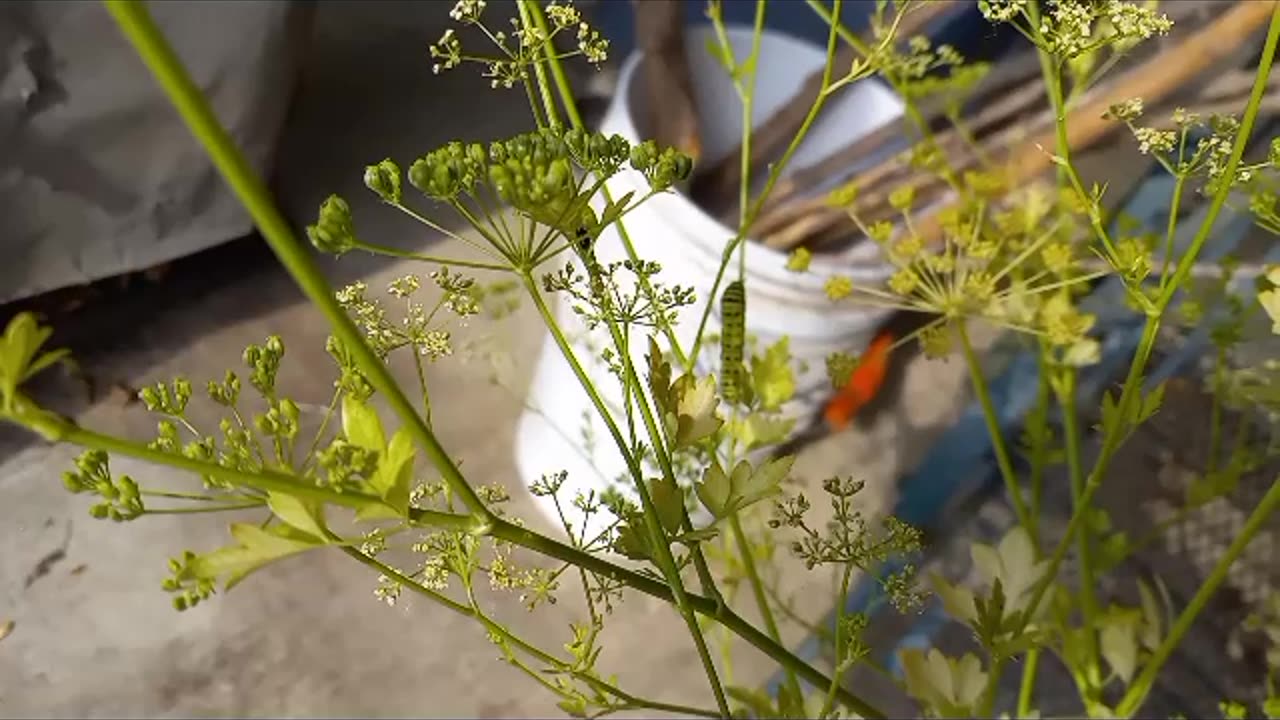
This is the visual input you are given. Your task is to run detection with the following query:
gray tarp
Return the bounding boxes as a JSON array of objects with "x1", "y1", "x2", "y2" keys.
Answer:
[{"x1": 0, "y1": 1, "x2": 311, "y2": 303}]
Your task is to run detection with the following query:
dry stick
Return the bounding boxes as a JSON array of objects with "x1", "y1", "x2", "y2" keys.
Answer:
[
  {"x1": 690, "y1": 0, "x2": 961, "y2": 215},
  {"x1": 633, "y1": 0, "x2": 701, "y2": 160},
  {"x1": 748, "y1": 56, "x2": 1049, "y2": 229},
  {"x1": 751, "y1": 68, "x2": 1050, "y2": 239},
  {"x1": 759, "y1": 91, "x2": 1062, "y2": 249},
  {"x1": 766, "y1": 0, "x2": 1276, "y2": 253},
  {"x1": 787, "y1": 82, "x2": 1280, "y2": 253}
]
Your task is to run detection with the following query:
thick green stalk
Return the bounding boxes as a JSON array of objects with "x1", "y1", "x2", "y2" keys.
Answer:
[
  {"x1": 1017, "y1": 649, "x2": 1040, "y2": 718},
  {"x1": 957, "y1": 322, "x2": 1031, "y2": 530},
  {"x1": 102, "y1": 0, "x2": 494, "y2": 524},
  {"x1": 1115, "y1": 473, "x2": 1280, "y2": 717}
]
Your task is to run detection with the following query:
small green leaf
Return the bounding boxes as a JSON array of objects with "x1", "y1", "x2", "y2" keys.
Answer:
[
  {"x1": 191, "y1": 523, "x2": 321, "y2": 590},
  {"x1": 1262, "y1": 696, "x2": 1280, "y2": 719},
  {"x1": 0, "y1": 313, "x2": 70, "y2": 411},
  {"x1": 672, "y1": 373, "x2": 724, "y2": 447},
  {"x1": 342, "y1": 395, "x2": 385, "y2": 453},
  {"x1": 371, "y1": 428, "x2": 415, "y2": 514},
  {"x1": 613, "y1": 520, "x2": 652, "y2": 561},
  {"x1": 730, "y1": 413, "x2": 796, "y2": 450},
  {"x1": 696, "y1": 462, "x2": 732, "y2": 518},
  {"x1": 597, "y1": 190, "x2": 635, "y2": 230},
  {"x1": 751, "y1": 337, "x2": 795, "y2": 411},
  {"x1": 1137, "y1": 382, "x2": 1165, "y2": 426},
  {"x1": 672, "y1": 526, "x2": 719, "y2": 546},
  {"x1": 649, "y1": 476, "x2": 684, "y2": 535},
  {"x1": 354, "y1": 502, "x2": 405, "y2": 521},
  {"x1": 951, "y1": 653, "x2": 987, "y2": 709},
  {"x1": 1062, "y1": 337, "x2": 1101, "y2": 367},
  {"x1": 775, "y1": 679, "x2": 804, "y2": 719},
  {"x1": 931, "y1": 573, "x2": 978, "y2": 624},
  {"x1": 737, "y1": 455, "x2": 793, "y2": 507},
  {"x1": 647, "y1": 337, "x2": 673, "y2": 410},
  {"x1": 1100, "y1": 614, "x2": 1139, "y2": 684},
  {"x1": 703, "y1": 36, "x2": 736, "y2": 75},
  {"x1": 1260, "y1": 288, "x2": 1280, "y2": 334},
  {"x1": 1099, "y1": 389, "x2": 1122, "y2": 437},
  {"x1": 266, "y1": 492, "x2": 328, "y2": 541}
]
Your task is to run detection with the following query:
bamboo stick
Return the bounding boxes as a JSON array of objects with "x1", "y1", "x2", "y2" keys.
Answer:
[{"x1": 634, "y1": 0, "x2": 701, "y2": 159}]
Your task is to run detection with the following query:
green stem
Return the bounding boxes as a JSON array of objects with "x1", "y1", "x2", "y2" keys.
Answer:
[
  {"x1": 820, "y1": 562, "x2": 857, "y2": 719},
  {"x1": 103, "y1": 0, "x2": 495, "y2": 524},
  {"x1": 1017, "y1": 649, "x2": 1040, "y2": 718},
  {"x1": 143, "y1": 502, "x2": 264, "y2": 515},
  {"x1": 353, "y1": 240, "x2": 513, "y2": 273},
  {"x1": 517, "y1": 0, "x2": 562, "y2": 128},
  {"x1": 736, "y1": 0, "x2": 769, "y2": 236},
  {"x1": 1018, "y1": 318, "x2": 1160, "y2": 633},
  {"x1": 981, "y1": 656, "x2": 1007, "y2": 717},
  {"x1": 56, "y1": 422, "x2": 383, "y2": 511},
  {"x1": 728, "y1": 513, "x2": 803, "y2": 703},
  {"x1": 1055, "y1": 368, "x2": 1101, "y2": 700},
  {"x1": 1026, "y1": 4, "x2": 1118, "y2": 259},
  {"x1": 957, "y1": 322, "x2": 1031, "y2": 530},
  {"x1": 1115, "y1": 473, "x2": 1280, "y2": 717},
  {"x1": 1159, "y1": 175, "x2": 1188, "y2": 286},
  {"x1": 519, "y1": 272, "x2": 730, "y2": 717}
]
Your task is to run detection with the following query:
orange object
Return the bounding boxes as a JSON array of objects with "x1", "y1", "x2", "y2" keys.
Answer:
[{"x1": 823, "y1": 328, "x2": 896, "y2": 431}]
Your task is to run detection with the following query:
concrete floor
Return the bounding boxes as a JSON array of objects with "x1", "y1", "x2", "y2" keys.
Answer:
[{"x1": 0, "y1": 3, "x2": 980, "y2": 716}]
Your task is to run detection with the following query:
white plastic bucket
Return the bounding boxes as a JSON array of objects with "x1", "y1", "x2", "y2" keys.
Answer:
[{"x1": 515, "y1": 26, "x2": 904, "y2": 539}]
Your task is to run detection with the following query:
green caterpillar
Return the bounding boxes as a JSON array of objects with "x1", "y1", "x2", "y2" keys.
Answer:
[{"x1": 720, "y1": 280, "x2": 747, "y2": 404}]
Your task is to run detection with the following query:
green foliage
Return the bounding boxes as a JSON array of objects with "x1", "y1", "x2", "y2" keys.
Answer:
[{"x1": 10, "y1": 2, "x2": 1280, "y2": 719}]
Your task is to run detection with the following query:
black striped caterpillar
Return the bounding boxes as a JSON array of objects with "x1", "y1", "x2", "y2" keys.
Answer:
[{"x1": 720, "y1": 280, "x2": 747, "y2": 404}]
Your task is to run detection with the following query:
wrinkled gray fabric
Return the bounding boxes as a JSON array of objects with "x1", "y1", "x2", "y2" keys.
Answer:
[{"x1": 0, "y1": 1, "x2": 310, "y2": 303}]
